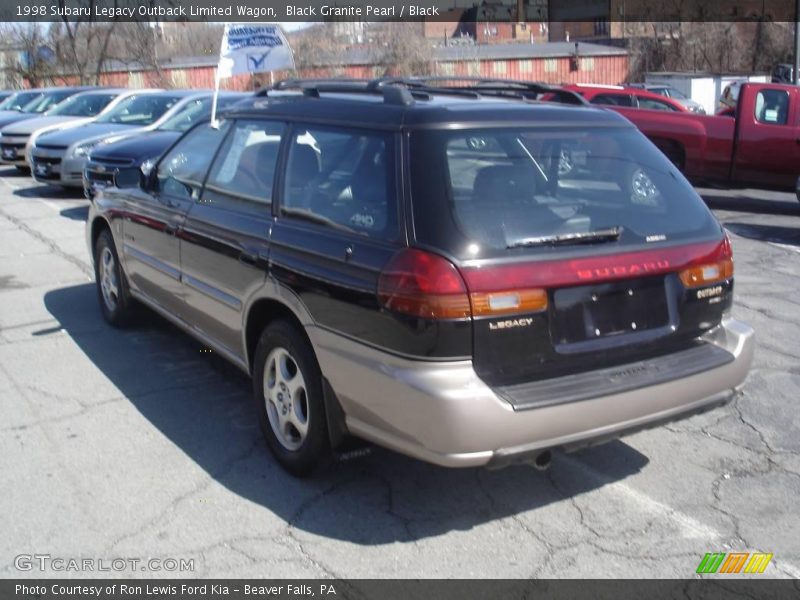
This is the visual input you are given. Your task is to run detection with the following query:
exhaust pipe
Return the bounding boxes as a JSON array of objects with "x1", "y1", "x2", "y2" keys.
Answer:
[
  {"x1": 532, "y1": 450, "x2": 552, "y2": 471},
  {"x1": 486, "y1": 448, "x2": 554, "y2": 470}
]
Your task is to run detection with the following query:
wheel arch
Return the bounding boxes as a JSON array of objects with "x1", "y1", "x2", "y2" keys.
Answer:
[
  {"x1": 649, "y1": 136, "x2": 686, "y2": 171},
  {"x1": 244, "y1": 294, "x2": 349, "y2": 448},
  {"x1": 89, "y1": 216, "x2": 113, "y2": 257},
  {"x1": 245, "y1": 298, "x2": 308, "y2": 373}
]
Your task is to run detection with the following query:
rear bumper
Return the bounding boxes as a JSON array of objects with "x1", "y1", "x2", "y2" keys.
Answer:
[{"x1": 312, "y1": 319, "x2": 754, "y2": 468}]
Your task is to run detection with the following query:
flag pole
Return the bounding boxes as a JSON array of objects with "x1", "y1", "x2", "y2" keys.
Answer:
[{"x1": 210, "y1": 67, "x2": 221, "y2": 129}]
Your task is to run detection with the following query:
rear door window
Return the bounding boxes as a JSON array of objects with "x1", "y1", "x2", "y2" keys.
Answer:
[{"x1": 281, "y1": 126, "x2": 396, "y2": 239}]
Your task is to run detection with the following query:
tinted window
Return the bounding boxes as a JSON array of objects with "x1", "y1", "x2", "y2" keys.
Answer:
[
  {"x1": 158, "y1": 97, "x2": 242, "y2": 133},
  {"x1": 637, "y1": 97, "x2": 678, "y2": 111},
  {"x1": 157, "y1": 122, "x2": 230, "y2": 200},
  {"x1": 590, "y1": 93, "x2": 634, "y2": 107},
  {"x1": 24, "y1": 90, "x2": 75, "y2": 113},
  {"x1": 48, "y1": 93, "x2": 117, "y2": 117},
  {"x1": 96, "y1": 94, "x2": 181, "y2": 125},
  {"x1": 755, "y1": 90, "x2": 789, "y2": 125},
  {"x1": 0, "y1": 91, "x2": 42, "y2": 111},
  {"x1": 282, "y1": 126, "x2": 395, "y2": 238},
  {"x1": 410, "y1": 127, "x2": 718, "y2": 258},
  {"x1": 202, "y1": 120, "x2": 284, "y2": 213}
]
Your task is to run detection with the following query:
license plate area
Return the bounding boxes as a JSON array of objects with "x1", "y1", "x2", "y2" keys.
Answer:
[{"x1": 551, "y1": 276, "x2": 673, "y2": 348}]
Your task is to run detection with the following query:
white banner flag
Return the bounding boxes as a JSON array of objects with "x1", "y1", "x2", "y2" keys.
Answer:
[{"x1": 217, "y1": 23, "x2": 295, "y2": 79}]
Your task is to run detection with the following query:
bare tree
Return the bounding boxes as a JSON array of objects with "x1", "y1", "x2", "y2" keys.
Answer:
[
  {"x1": 111, "y1": 23, "x2": 171, "y2": 87},
  {"x1": 626, "y1": 21, "x2": 792, "y2": 81},
  {"x1": 370, "y1": 22, "x2": 434, "y2": 77},
  {"x1": 50, "y1": 0, "x2": 119, "y2": 84},
  {"x1": 2, "y1": 23, "x2": 57, "y2": 87},
  {"x1": 289, "y1": 23, "x2": 347, "y2": 77}
]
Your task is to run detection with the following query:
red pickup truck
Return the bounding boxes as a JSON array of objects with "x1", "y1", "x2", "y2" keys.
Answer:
[{"x1": 606, "y1": 83, "x2": 800, "y2": 200}]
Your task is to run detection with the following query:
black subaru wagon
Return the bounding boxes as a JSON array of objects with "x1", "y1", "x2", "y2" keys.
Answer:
[{"x1": 86, "y1": 78, "x2": 753, "y2": 476}]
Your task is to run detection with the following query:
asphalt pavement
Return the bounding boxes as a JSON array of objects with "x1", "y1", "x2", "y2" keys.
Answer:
[{"x1": 0, "y1": 169, "x2": 798, "y2": 579}]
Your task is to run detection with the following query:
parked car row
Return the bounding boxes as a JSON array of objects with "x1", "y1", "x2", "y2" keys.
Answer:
[{"x1": 0, "y1": 85, "x2": 249, "y2": 197}]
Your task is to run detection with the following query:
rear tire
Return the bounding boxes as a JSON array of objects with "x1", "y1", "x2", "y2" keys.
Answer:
[
  {"x1": 94, "y1": 228, "x2": 135, "y2": 327},
  {"x1": 253, "y1": 321, "x2": 330, "y2": 477}
]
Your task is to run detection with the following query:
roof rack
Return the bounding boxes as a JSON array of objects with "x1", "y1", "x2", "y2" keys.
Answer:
[
  {"x1": 382, "y1": 76, "x2": 588, "y2": 105},
  {"x1": 255, "y1": 77, "x2": 587, "y2": 107},
  {"x1": 257, "y1": 78, "x2": 417, "y2": 106}
]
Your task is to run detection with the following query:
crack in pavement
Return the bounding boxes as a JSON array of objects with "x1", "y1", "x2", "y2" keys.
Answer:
[
  {"x1": 104, "y1": 438, "x2": 264, "y2": 556},
  {"x1": 0, "y1": 203, "x2": 92, "y2": 278}
]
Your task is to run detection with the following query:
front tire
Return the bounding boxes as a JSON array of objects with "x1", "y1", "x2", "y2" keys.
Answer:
[
  {"x1": 253, "y1": 321, "x2": 330, "y2": 477},
  {"x1": 94, "y1": 228, "x2": 135, "y2": 327}
]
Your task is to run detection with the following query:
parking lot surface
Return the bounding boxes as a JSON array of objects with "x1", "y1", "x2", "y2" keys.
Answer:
[{"x1": 0, "y1": 170, "x2": 798, "y2": 579}]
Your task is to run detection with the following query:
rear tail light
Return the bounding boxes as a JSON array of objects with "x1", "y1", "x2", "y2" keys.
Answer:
[
  {"x1": 377, "y1": 248, "x2": 471, "y2": 319},
  {"x1": 679, "y1": 235, "x2": 733, "y2": 288},
  {"x1": 379, "y1": 237, "x2": 733, "y2": 320},
  {"x1": 378, "y1": 248, "x2": 547, "y2": 319}
]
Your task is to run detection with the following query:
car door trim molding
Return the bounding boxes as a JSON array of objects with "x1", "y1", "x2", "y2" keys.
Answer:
[
  {"x1": 183, "y1": 273, "x2": 243, "y2": 311},
  {"x1": 123, "y1": 243, "x2": 180, "y2": 281},
  {"x1": 129, "y1": 287, "x2": 249, "y2": 373}
]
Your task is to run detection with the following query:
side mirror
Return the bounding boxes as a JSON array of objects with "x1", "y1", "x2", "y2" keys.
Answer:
[
  {"x1": 112, "y1": 167, "x2": 139, "y2": 189},
  {"x1": 139, "y1": 159, "x2": 156, "y2": 191}
]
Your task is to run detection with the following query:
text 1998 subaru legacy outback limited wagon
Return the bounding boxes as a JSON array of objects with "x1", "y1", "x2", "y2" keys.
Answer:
[{"x1": 86, "y1": 78, "x2": 754, "y2": 476}]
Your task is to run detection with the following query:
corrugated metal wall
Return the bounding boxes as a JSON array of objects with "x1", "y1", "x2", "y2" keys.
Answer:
[{"x1": 54, "y1": 54, "x2": 629, "y2": 90}]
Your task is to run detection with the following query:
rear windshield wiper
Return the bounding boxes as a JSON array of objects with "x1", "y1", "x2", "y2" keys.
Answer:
[{"x1": 507, "y1": 226, "x2": 622, "y2": 249}]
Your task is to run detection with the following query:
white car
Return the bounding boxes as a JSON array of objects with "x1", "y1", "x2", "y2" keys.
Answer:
[{"x1": 0, "y1": 88, "x2": 146, "y2": 170}]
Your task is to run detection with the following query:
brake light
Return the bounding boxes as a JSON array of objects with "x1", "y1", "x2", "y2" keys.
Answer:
[
  {"x1": 378, "y1": 248, "x2": 548, "y2": 319},
  {"x1": 377, "y1": 248, "x2": 471, "y2": 319},
  {"x1": 461, "y1": 239, "x2": 731, "y2": 289},
  {"x1": 679, "y1": 235, "x2": 734, "y2": 288},
  {"x1": 379, "y1": 238, "x2": 732, "y2": 320}
]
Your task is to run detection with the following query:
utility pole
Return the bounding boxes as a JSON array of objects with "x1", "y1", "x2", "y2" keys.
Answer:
[{"x1": 795, "y1": 0, "x2": 800, "y2": 83}]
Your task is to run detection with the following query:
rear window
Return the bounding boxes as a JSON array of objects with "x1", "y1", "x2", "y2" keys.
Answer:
[{"x1": 409, "y1": 126, "x2": 719, "y2": 259}]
